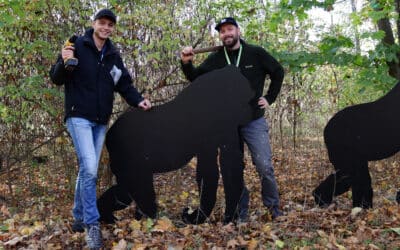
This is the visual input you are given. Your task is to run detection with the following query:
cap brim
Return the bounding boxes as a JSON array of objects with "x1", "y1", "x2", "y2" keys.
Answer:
[
  {"x1": 96, "y1": 15, "x2": 116, "y2": 23},
  {"x1": 215, "y1": 22, "x2": 237, "y2": 31}
]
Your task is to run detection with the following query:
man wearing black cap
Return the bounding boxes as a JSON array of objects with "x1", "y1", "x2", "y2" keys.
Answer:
[
  {"x1": 50, "y1": 8, "x2": 151, "y2": 249},
  {"x1": 180, "y1": 17, "x2": 284, "y2": 222}
]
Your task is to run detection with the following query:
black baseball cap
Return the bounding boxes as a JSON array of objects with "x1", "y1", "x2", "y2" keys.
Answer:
[
  {"x1": 94, "y1": 9, "x2": 117, "y2": 23},
  {"x1": 215, "y1": 17, "x2": 238, "y2": 31}
]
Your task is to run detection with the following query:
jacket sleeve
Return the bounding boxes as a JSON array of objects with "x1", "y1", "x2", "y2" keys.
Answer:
[
  {"x1": 49, "y1": 55, "x2": 68, "y2": 86},
  {"x1": 259, "y1": 49, "x2": 284, "y2": 105},
  {"x1": 180, "y1": 53, "x2": 217, "y2": 82},
  {"x1": 114, "y1": 58, "x2": 144, "y2": 107}
]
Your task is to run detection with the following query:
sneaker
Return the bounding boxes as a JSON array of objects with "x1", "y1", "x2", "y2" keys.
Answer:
[
  {"x1": 71, "y1": 220, "x2": 85, "y2": 233},
  {"x1": 86, "y1": 223, "x2": 103, "y2": 250}
]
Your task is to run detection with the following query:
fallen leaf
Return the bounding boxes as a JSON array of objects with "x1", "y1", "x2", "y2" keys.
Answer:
[
  {"x1": 1, "y1": 205, "x2": 10, "y2": 217},
  {"x1": 368, "y1": 243, "x2": 380, "y2": 249},
  {"x1": 129, "y1": 219, "x2": 142, "y2": 231},
  {"x1": 351, "y1": 207, "x2": 363, "y2": 219},
  {"x1": 152, "y1": 217, "x2": 175, "y2": 232},
  {"x1": 0, "y1": 224, "x2": 8, "y2": 232},
  {"x1": 112, "y1": 239, "x2": 127, "y2": 250},
  {"x1": 317, "y1": 230, "x2": 328, "y2": 238},
  {"x1": 275, "y1": 239, "x2": 285, "y2": 249},
  {"x1": 33, "y1": 221, "x2": 44, "y2": 231},
  {"x1": 19, "y1": 226, "x2": 35, "y2": 236},
  {"x1": 4, "y1": 235, "x2": 27, "y2": 246},
  {"x1": 179, "y1": 191, "x2": 189, "y2": 200},
  {"x1": 390, "y1": 227, "x2": 400, "y2": 236},
  {"x1": 222, "y1": 222, "x2": 235, "y2": 233},
  {"x1": 132, "y1": 243, "x2": 148, "y2": 250},
  {"x1": 262, "y1": 224, "x2": 271, "y2": 234},
  {"x1": 334, "y1": 242, "x2": 346, "y2": 250},
  {"x1": 227, "y1": 238, "x2": 239, "y2": 249},
  {"x1": 143, "y1": 218, "x2": 154, "y2": 232},
  {"x1": 247, "y1": 238, "x2": 258, "y2": 250}
]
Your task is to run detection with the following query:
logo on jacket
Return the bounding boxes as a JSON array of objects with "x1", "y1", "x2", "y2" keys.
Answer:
[{"x1": 110, "y1": 65, "x2": 122, "y2": 85}]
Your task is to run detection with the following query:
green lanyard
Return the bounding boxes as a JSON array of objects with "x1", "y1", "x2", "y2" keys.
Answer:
[{"x1": 224, "y1": 44, "x2": 242, "y2": 67}]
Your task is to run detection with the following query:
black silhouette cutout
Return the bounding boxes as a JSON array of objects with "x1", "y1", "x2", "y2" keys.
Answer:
[
  {"x1": 313, "y1": 82, "x2": 400, "y2": 208},
  {"x1": 97, "y1": 66, "x2": 254, "y2": 223}
]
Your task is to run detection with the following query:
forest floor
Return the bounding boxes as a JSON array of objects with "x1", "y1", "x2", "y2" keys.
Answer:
[{"x1": 1, "y1": 138, "x2": 400, "y2": 249}]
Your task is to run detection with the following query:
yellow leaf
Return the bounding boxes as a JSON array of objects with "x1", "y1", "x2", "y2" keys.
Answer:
[
  {"x1": 132, "y1": 243, "x2": 147, "y2": 250},
  {"x1": 247, "y1": 238, "x2": 258, "y2": 250},
  {"x1": 19, "y1": 226, "x2": 35, "y2": 236},
  {"x1": 129, "y1": 220, "x2": 142, "y2": 231},
  {"x1": 262, "y1": 224, "x2": 271, "y2": 234},
  {"x1": 33, "y1": 221, "x2": 44, "y2": 231},
  {"x1": 46, "y1": 243, "x2": 62, "y2": 250},
  {"x1": 179, "y1": 191, "x2": 189, "y2": 200}
]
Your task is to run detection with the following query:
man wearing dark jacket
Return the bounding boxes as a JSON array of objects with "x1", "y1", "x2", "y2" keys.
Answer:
[
  {"x1": 180, "y1": 17, "x2": 284, "y2": 221},
  {"x1": 50, "y1": 9, "x2": 151, "y2": 249}
]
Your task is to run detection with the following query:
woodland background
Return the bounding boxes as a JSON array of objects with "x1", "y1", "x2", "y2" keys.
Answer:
[{"x1": 1, "y1": 0, "x2": 400, "y2": 249}]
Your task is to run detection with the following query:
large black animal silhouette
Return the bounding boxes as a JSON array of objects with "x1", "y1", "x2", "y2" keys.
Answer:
[
  {"x1": 97, "y1": 66, "x2": 254, "y2": 224},
  {"x1": 313, "y1": 82, "x2": 400, "y2": 208}
]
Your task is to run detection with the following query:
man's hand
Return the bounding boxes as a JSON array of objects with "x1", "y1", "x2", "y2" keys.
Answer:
[
  {"x1": 180, "y1": 46, "x2": 194, "y2": 64},
  {"x1": 61, "y1": 46, "x2": 74, "y2": 62},
  {"x1": 258, "y1": 97, "x2": 269, "y2": 109},
  {"x1": 138, "y1": 99, "x2": 152, "y2": 111}
]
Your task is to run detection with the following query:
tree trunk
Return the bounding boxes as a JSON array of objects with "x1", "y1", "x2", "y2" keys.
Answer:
[
  {"x1": 291, "y1": 75, "x2": 298, "y2": 151},
  {"x1": 351, "y1": 0, "x2": 361, "y2": 53},
  {"x1": 397, "y1": 0, "x2": 400, "y2": 43},
  {"x1": 373, "y1": 1, "x2": 400, "y2": 80}
]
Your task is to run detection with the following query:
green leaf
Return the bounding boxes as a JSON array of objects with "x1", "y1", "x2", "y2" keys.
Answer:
[
  {"x1": 145, "y1": 218, "x2": 154, "y2": 232},
  {"x1": 275, "y1": 239, "x2": 285, "y2": 249},
  {"x1": 0, "y1": 225, "x2": 9, "y2": 232},
  {"x1": 391, "y1": 228, "x2": 400, "y2": 236}
]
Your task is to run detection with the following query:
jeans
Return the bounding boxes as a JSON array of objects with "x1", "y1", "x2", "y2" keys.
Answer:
[
  {"x1": 239, "y1": 117, "x2": 280, "y2": 218},
  {"x1": 66, "y1": 117, "x2": 107, "y2": 225}
]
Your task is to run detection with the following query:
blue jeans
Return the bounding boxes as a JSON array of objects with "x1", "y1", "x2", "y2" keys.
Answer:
[
  {"x1": 66, "y1": 117, "x2": 107, "y2": 225},
  {"x1": 239, "y1": 117, "x2": 280, "y2": 217}
]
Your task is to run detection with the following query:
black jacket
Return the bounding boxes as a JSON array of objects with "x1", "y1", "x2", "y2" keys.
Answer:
[
  {"x1": 181, "y1": 40, "x2": 284, "y2": 119},
  {"x1": 50, "y1": 28, "x2": 143, "y2": 124}
]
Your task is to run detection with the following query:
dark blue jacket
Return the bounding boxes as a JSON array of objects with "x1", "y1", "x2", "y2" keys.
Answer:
[{"x1": 50, "y1": 28, "x2": 143, "y2": 124}]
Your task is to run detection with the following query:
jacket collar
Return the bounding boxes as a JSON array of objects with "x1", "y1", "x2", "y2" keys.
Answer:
[{"x1": 83, "y1": 28, "x2": 117, "y2": 56}]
